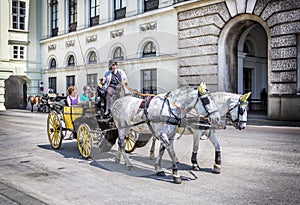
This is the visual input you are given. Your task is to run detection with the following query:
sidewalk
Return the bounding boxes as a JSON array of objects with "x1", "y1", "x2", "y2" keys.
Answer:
[{"x1": 247, "y1": 111, "x2": 300, "y2": 127}]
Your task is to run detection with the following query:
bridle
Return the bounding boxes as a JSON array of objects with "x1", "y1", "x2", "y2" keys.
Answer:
[
  {"x1": 196, "y1": 91, "x2": 219, "y2": 118},
  {"x1": 226, "y1": 100, "x2": 248, "y2": 124}
]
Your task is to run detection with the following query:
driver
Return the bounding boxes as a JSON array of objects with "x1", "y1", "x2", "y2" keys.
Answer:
[{"x1": 101, "y1": 59, "x2": 127, "y2": 118}]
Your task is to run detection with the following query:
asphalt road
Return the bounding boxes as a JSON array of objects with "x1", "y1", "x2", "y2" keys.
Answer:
[{"x1": 0, "y1": 109, "x2": 299, "y2": 205}]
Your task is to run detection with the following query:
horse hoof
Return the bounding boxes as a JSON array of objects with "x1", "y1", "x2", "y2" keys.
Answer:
[
  {"x1": 126, "y1": 165, "x2": 133, "y2": 171},
  {"x1": 192, "y1": 164, "x2": 201, "y2": 171},
  {"x1": 173, "y1": 176, "x2": 182, "y2": 184},
  {"x1": 213, "y1": 164, "x2": 221, "y2": 174},
  {"x1": 156, "y1": 171, "x2": 166, "y2": 176}
]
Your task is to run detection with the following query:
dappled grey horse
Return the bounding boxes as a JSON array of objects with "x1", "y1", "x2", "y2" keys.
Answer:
[
  {"x1": 111, "y1": 83, "x2": 221, "y2": 184},
  {"x1": 150, "y1": 92, "x2": 251, "y2": 174}
]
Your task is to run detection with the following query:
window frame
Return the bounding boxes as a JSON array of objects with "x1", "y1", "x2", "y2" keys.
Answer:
[
  {"x1": 87, "y1": 73, "x2": 98, "y2": 91},
  {"x1": 114, "y1": 0, "x2": 126, "y2": 20},
  {"x1": 67, "y1": 55, "x2": 75, "y2": 67},
  {"x1": 49, "y1": 58, "x2": 57, "y2": 69},
  {"x1": 12, "y1": 45, "x2": 25, "y2": 59},
  {"x1": 48, "y1": 77, "x2": 57, "y2": 94},
  {"x1": 88, "y1": 51, "x2": 97, "y2": 64},
  {"x1": 113, "y1": 47, "x2": 124, "y2": 60},
  {"x1": 90, "y1": 0, "x2": 100, "y2": 27},
  {"x1": 51, "y1": 0, "x2": 58, "y2": 37},
  {"x1": 142, "y1": 41, "x2": 156, "y2": 57},
  {"x1": 69, "y1": 0, "x2": 77, "y2": 32},
  {"x1": 12, "y1": 0, "x2": 26, "y2": 30},
  {"x1": 66, "y1": 75, "x2": 75, "y2": 90},
  {"x1": 141, "y1": 69, "x2": 157, "y2": 94},
  {"x1": 144, "y1": 0, "x2": 159, "y2": 12}
]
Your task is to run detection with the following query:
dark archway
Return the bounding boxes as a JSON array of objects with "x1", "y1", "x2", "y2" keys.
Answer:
[{"x1": 4, "y1": 76, "x2": 28, "y2": 109}]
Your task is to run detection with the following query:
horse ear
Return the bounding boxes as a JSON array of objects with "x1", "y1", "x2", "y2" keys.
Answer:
[
  {"x1": 240, "y1": 92, "x2": 251, "y2": 102},
  {"x1": 198, "y1": 82, "x2": 206, "y2": 94}
]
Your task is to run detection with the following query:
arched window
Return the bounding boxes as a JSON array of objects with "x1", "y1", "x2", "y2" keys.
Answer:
[
  {"x1": 49, "y1": 58, "x2": 57, "y2": 68},
  {"x1": 113, "y1": 47, "x2": 124, "y2": 60},
  {"x1": 67, "y1": 55, "x2": 75, "y2": 66},
  {"x1": 143, "y1": 41, "x2": 156, "y2": 57},
  {"x1": 88, "y1": 51, "x2": 97, "y2": 64}
]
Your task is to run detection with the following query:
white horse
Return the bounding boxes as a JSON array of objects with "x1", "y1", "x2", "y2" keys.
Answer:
[
  {"x1": 111, "y1": 83, "x2": 221, "y2": 184},
  {"x1": 150, "y1": 92, "x2": 251, "y2": 174}
]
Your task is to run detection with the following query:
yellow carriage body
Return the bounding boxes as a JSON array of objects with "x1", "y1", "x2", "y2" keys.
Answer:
[{"x1": 63, "y1": 106, "x2": 83, "y2": 130}]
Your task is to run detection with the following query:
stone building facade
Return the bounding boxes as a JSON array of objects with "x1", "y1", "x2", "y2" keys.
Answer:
[
  {"x1": 0, "y1": 0, "x2": 42, "y2": 110},
  {"x1": 176, "y1": 0, "x2": 300, "y2": 121}
]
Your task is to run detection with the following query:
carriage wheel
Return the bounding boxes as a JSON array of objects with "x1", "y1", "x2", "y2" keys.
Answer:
[
  {"x1": 77, "y1": 123, "x2": 93, "y2": 159},
  {"x1": 125, "y1": 131, "x2": 138, "y2": 153},
  {"x1": 47, "y1": 111, "x2": 63, "y2": 149}
]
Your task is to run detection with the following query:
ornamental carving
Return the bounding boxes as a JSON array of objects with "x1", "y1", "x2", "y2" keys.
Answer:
[
  {"x1": 111, "y1": 29, "x2": 124, "y2": 39},
  {"x1": 140, "y1": 22, "x2": 157, "y2": 32},
  {"x1": 65, "y1": 40, "x2": 75, "y2": 48},
  {"x1": 48, "y1": 44, "x2": 56, "y2": 51},
  {"x1": 86, "y1": 35, "x2": 97, "y2": 43}
]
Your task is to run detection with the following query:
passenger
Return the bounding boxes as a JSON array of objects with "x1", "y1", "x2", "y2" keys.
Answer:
[
  {"x1": 102, "y1": 59, "x2": 127, "y2": 118},
  {"x1": 66, "y1": 86, "x2": 79, "y2": 106},
  {"x1": 80, "y1": 85, "x2": 91, "y2": 104}
]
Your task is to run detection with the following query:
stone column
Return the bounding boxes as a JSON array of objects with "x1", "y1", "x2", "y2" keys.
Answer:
[{"x1": 237, "y1": 52, "x2": 246, "y2": 94}]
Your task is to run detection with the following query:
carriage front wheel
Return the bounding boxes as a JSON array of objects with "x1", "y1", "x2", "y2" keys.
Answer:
[
  {"x1": 47, "y1": 111, "x2": 63, "y2": 149},
  {"x1": 77, "y1": 123, "x2": 93, "y2": 159}
]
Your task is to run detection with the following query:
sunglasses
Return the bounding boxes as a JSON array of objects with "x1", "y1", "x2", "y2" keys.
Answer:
[{"x1": 112, "y1": 63, "x2": 117, "y2": 66}]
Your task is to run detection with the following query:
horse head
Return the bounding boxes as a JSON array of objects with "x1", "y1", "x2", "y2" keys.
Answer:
[
  {"x1": 194, "y1": 82, "x2": 221, "y2": 127},
  {"x1": 227, "y1": 92, "x2": 251, "y2": 130}
]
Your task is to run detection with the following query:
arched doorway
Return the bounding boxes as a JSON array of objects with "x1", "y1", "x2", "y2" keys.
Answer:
[
  {"x1": 4, "y1": 76, "x2": 28, "y2": 109},
  {"x1": 218, "y1": 14, "x2": 269, "y2": 111}
]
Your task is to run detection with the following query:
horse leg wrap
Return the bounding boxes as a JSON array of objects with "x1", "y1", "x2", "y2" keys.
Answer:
[
  {"x1": 213, "y1": 151, "x2": 221, "y2": 174},
  {"x1": 215, "y1": 151, "x2": 221, "y2": 165},
  {"x1": 191, "y1": 152, "x2": 197, "y2": 164}
]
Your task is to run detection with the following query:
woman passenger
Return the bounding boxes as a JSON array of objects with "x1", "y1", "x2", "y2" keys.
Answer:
[{"x1": 66, "y1": 86, "x2": 80, "y2": 106}]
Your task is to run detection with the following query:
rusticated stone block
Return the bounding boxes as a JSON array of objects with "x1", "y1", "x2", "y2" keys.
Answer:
[
  {"x1": 269, "y1": 83, "x2": 297, "y2": 94},
  {"x1": 178, "y1": 2, "x2": 231, "y2": 22},
  {"x1": 271, "y1": 47, "x2": 297, "y2": 59},
  {"x1": 179, "y1": 14, "x2": 225, "y2": 30},
  {"x1": 261, "y1": 0, "x2": 300, "y2": 21},
  {"x1": 271, "y1": 59, "x2": 297, "y2": 71},
  {"x1": 179, "y1": 36, "x2": 218, "y2": 49},
  {"x1": 253, "y1": 0, "x2": 269, "y2": 16},
  {"x1": 178, "y1": 55, "x2": 218, "y2": 66},
  {"x1": 178, "y1": 75, "x2": 218, "y2": 86},
  {"x1": 270, "y1": 22, "x2": 300, "y2": 36},
  {"x1": 178, "y1": 65, "x2": 218, "y2": 76},
  {"x1": 267, "y1": 9, "x2": 300, "y2": 28},
  {"x1": 179, "y1": 25, "x2": 220, "y2": 39},
  {"x1": 179, "y1": 45, "x2": 218, "y2": 57},
  {"x1": 271, "y1": 35, "x2": 296, "y2": 48},
  {"x1": 270, "y1": 71, "x2": 296, "y2": 83}
]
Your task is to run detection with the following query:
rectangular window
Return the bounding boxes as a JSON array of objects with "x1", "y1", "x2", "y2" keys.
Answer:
[
  {"x1": 69, "y1": 0, "x2": 77, "y2": 32},
  {"x1": 12, "y1": 0, "x2": 26, "y2": 30},
  {"x1": 12, "y1": 45, "x2": 25, "y2": 59},
  {"x1": 90, "y1": 0, "x2": 100, "y2": 27},
  {"x1": 66, "y1": 75, "x2": 75, "y2": 90},
  {"x1": 51, "y1": 0, "x2": 58, "y2": 37},
  {"x1": 48, "y1": 77, "x2": 57, "y2": 93},
  {"x1": 141, "y1": 69, "x2": 157, "y2": 94},
  {"x1": 87, "y1": 73, "x2": 98, "y2": 90},
  {"x1": 114, "y1": 0, "x2": 126, "y2": 20},
  {"x1": 144, "y1": 0, "x2": 159, "y2": 12}
]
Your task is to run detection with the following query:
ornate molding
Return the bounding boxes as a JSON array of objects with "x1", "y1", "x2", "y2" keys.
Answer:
[
  {"x1": 140, "y1": 21, "x2": 157, "y2": 32},
  {"x1": 86, "y1": 35, "x2": 97, "y2": 43},
  {"x1": 48, "y1": 44, "x2": 56, "y2": 51},
  {"x1": 110, "y1": 29, "x2": 124, "y2": 39},
  {"x1": 65, "y1": 40, "x2": 75, "y2": 48}
]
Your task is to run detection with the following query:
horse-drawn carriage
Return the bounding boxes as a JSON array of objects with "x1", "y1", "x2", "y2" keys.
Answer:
[{"x1": 46, "y1": 82, "x2": 250, "y2": 184}]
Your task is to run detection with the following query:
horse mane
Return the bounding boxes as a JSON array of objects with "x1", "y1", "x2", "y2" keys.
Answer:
[{"x1": 111, "y1": 83, "x2": 126, "y2": 105}]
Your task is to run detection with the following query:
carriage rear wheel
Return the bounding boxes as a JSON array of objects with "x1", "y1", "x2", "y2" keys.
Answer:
[
  {"x1": 77, "y1": 123, "x2": 93, "y2": 159},
  {"x1": 125, "y1": 130, "x2": 138, "y2": 153},
  {"x1": 47, "y1": 111, "x2": 63, "y2": 149}
]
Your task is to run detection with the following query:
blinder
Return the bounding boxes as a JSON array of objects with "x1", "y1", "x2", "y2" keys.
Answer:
[{"x1": 200, "y1": 96, "x2": 210, "y2": 106}]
